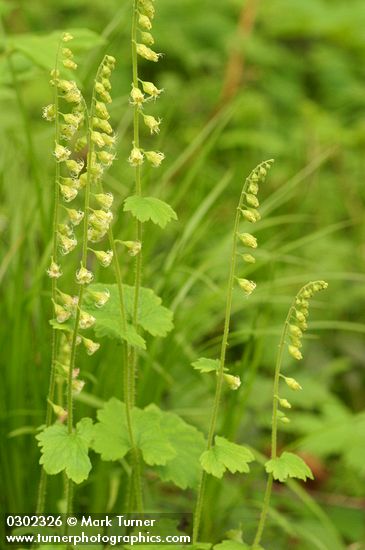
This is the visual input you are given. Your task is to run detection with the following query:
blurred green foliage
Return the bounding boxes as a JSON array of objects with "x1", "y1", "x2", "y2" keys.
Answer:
[{"x1": 0, "y1": 0, "x2": 365, "y2": 548}]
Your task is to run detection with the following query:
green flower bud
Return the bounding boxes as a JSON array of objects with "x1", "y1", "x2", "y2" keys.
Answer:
[
  {"x1": 282, "y1": 376, "x2": 302, "y2": 391},
  {"x1": 246, "y1": 193, "x2": 259, "y2": 208},
  {"x1": 223, "y1": 374, "x2": 241, "y2": 390},
  {"x1": 242, "y1": 253, "x2": 256, "y2": 264},
  {"x1": 140, "y1": 31, "x2": 154, "y2": 46},
  {"x1": 238, "y1": 233, "x2": 257, "y2": 248},
  {"x1": 288, "y1": 345, "x2": 303, "y2": 360},
  {"x1": 278, "y1": 397, "x2": 291, "y2": 409},
  {"x1": 139, "y1": 13, "x2": 152, "y2": 30},
  {"x1": 95, "y1": 101, "x2": 110, "y2": 120}
]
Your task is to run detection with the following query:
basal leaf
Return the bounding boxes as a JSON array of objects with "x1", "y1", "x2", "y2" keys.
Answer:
[
  {"x1": 145, "y1": 404, "x2": 206, "y2": 489},
  {"x1": 123, "y1": 285, "x2": 174, "y2": 337},
  {"x1": 192, "y1": 357, "x2": 221, "y2": 373},
  {"x1": 265, "y1": 451, "x2": 314, "y2": 482},
  {"x1": 36, "y1": 418, "x2": 93, "y2": 484},
  {"x1": 92, "y1": 399, "x2": 130, "y2": 461},
  {"x1": 84, "y1": 284, "x2": 173, "y2": 343},
  {"x1": 124, "y1": 196, "x2": 177, "y2": 228},
  {"x1": 200, "y1": 436, "x2": 254, "y2": 478},
  {"x1": 92, "y1": 399, "x2": 175, "y2": 466},
  {"x1": 133, "y1": 408, "x2": 176, "y2": 466}
]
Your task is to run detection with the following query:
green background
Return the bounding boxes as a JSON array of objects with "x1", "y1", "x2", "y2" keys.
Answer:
[{"x1": 0, "y1": 0, "x2": 365, "y2": 548}]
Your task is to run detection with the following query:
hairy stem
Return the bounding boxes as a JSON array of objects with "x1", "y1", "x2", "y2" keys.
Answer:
[
  {"x1": 107, "y1": 223, "x2": 144, "y2": 512},
  {"x1": 119, "y1": 0, "x2": 145, "y2": 512},
  {"x1": 193, "y1": 182, "x2": 249, "y2": 542}
]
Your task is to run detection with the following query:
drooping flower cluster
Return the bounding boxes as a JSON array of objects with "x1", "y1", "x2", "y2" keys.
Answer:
[
  {"x1": 128, "y1": 0, "x2": 165, "y2": 168},
  {"x1": 287, "y1": 280, "x2": 328, "y2": 360},
  {"x1": 236, "y1": 160, "x2": 274, "y2": 297},
  {"x1": 276, "y1": 280, "x2": 328, "y2": 423},
  {"x1": 87, "y1": 56, "x2": 117, "y2": 273},
  {"x1": 44, "y1": 33, "x2": 85, "y2": 266}
]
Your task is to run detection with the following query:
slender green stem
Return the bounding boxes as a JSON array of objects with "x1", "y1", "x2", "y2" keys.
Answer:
[
  {"x1": 36, "y1": 40, "x2": 62, "y2": 514},
  {"x1": 193, "y1": 183, "x2": 249, "y2": 543},
  {"x1": 251, "y1": 303, "x2": 294, "y2": 548}
]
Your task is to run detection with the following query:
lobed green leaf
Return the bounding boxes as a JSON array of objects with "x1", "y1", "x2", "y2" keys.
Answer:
[
  {"x1": 146, "y1": 404, "x2": 206, "y2": 489},
  {"x1": 92, "y1": 398, "x2": 175, "y2": 466},
  {"x1": 124, "y1": 195, "x2": 177, "y2": 228},
  {"x1": 265, "y1": 451, "x2": 314, "y2": 482},
  {"x1": 83, "y1": 283, "x2": 174, "y2": 346},
  {"x1": 36, "y1": 418, "x2": 93, "y2": 484},
  {"x1": 191, "y1": 357, "x2": 222, "y2": 374},
  {"x1": 200, "y1": 436, "x2": 254, "y2": 478}
]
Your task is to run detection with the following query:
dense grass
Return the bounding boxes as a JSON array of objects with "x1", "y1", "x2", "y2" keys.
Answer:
[{"x1": 1, "y1": 1, "x2": 365, "y2": 548}]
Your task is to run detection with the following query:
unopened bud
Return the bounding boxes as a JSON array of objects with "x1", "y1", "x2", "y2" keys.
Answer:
[
  {"x1": 242, "y1": 254, "x2": 256, "y2": 264},
  {"x1": 283, "y1": 376, "x2": 302, "y2": 391},
  {"x1": 139, "y1": 13, "x2": 152, "y2": 30},
  {"x1": 223, "y1": 373, "x2": 241, "y2": 390},
  {"x1": 278, "y1": 397, "x2": 291, "y2": 409},
  {"x1": 238, "y1": 233, "x2": 257, "y2": 248},
  {"x1": 288, "y1": 345, "x2": 303, "y2": 360},
  {"x1": 140, "y1": 32, "x2": 154, "y2": 46}
]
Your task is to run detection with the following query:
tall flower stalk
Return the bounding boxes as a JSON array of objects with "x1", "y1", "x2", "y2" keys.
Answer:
[
  {"x1": 193, "y1": 160, "x2": 274, "y2": 542},
  {"x1": 124, "y1": 0, "x2": 164, "y2": 510},
  {"x1": 252, "y1": 280, "x2": 328, "y2": 548},
  {"x1": 37, "y1": 37, "x2": 116, "y2": 514},
  {"x1": 37, "y1": 33, "x2": 86, "y2": 513}
]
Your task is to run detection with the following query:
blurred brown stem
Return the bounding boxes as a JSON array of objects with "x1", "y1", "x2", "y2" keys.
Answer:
[{"x1": 219, "y1": 0, "x2": 260, "y2": 107}]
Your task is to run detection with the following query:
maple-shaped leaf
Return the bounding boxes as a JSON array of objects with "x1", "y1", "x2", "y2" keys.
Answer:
[
  {"x1": 36, "y1": 418, "x2": 93, "y2": 484},
  {"x1": 83, "y1": 284, "x2": 173, "y2": 346},
  {"x1": 265, "y1": 451, "x2": 314, "y2": 482},
  {"x1": 200, "y1": 436, "x2": 254, "y2": 478},
  {"x1": 92, "y1": 398, "x2": 175, "y2": 466},
  {"x1": 124, "y1": 196, "x2": 177, "y2": 228},
  {"x1": 145, "y1": 404, "x2": 206, "y2": 489},
  {"x1": 191, "y1": 357, "x2": 222, "y2": 373}
]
